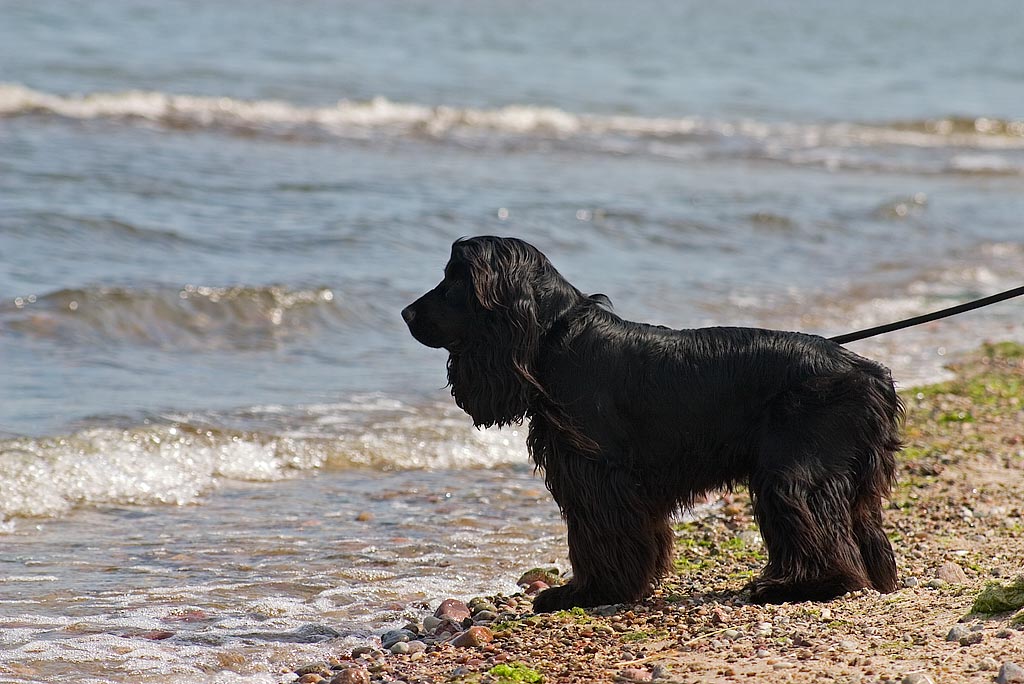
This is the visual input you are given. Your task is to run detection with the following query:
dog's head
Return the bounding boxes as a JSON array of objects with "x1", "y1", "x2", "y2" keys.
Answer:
[{"x1": 402, "y1": 236, "x2": 579, "y2": 427}]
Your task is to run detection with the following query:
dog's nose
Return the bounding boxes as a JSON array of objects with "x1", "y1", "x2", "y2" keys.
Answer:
[{"x1": 401, "y1": 306, "x2": 416, "y2": 324}]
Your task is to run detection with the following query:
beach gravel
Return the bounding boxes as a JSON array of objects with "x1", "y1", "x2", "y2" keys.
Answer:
[{"x1": 284, "y1": 343, "x2": 1024, "y2": 683}]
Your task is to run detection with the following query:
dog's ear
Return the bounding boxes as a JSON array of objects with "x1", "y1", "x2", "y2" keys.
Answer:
[{"x1": 446, "y1": 239, "x2": 542, "y2": 428}]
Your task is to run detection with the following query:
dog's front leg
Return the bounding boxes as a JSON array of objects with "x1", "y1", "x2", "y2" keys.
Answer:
[{"x1": 533, "y1": 457, "x2": 674, "y2": 612}]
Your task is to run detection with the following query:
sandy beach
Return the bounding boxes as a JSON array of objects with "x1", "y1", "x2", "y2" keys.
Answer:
[{"x1": 288, "y1": 342, "x2": 1024, "y2": 684}]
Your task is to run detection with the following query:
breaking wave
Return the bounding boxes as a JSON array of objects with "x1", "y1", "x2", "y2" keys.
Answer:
[
  {"x1": 0, "y1": 284, "x2": 345, "y2": 350},
  {"x1": 3, "y1": 83, "x2": 1023, "y2": 156},
  {"x1": 0, "y1": 397, "x2": 526, "y2": 525}
]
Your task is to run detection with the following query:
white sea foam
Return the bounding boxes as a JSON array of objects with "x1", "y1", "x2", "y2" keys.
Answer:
[
  {"x1": 3, "y1": 83, "x2": 1023, "y2": 152},
  {"x1": 0, "y1": 397, "x2": 525, "y2": 526}
]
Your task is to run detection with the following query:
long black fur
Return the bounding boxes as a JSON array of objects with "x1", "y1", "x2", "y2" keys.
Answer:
[{"x1": 402, "y1": 236, "x2": 902, "y2": 611}]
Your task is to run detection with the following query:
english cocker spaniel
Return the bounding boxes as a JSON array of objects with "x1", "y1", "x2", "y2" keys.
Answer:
[{"x1": 402, "y1": 236, "x2": 901, "y2": 611}]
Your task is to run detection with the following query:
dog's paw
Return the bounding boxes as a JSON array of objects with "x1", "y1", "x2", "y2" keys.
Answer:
[{"x1": 531, "y1": 583, "x2": 582, "y2": 613}]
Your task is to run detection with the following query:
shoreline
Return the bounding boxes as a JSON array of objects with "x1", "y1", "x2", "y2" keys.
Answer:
[{"x1": 287, "y1": 342, "x2": 1024, "y2": 684}]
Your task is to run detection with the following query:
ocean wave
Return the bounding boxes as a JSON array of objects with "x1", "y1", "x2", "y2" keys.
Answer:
[
  {"x1": 0, "y1": 284, "x2": 343, "y2": 350},
  {"x1": 0, "y1": 397, "x2": 524, "y2": 526},
  {"x1": 3, "y1": 83, "x2": 1023, "y2": 153}
]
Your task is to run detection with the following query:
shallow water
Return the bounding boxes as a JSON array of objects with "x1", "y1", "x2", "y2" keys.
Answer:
[{"x1": 2, "y1": 0, "x2": 1023, "y2": 681}]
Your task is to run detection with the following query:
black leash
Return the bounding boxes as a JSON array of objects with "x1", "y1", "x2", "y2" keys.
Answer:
[{"x1": 830, "y1": 284, "x2": 1024, "y2": 345}]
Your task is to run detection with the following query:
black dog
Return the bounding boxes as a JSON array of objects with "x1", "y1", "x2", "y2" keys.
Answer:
[{"x1": 402, "y1": 236, "x2": 901, "y2": 611}]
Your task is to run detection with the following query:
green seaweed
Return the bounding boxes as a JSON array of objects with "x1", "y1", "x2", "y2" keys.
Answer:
[
  {"x1": 487, "y1": 663, "x2": 543, "y2": 683},
  {"x1": 971, "y1": 576, "x2": 1024, "y2": 614}
]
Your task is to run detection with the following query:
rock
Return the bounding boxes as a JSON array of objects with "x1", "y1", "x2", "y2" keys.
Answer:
[
  {"x1": 980, "y1": 657, "x2": 1000, "y2": 671},
  {"x1": 517, "y1": 567, "x2": 562, "y2": 586},
  {"x1": 998, "y1": 662, "x2": 1024, "y2": 684},
  {"x1": 959, "y1": 631, "x2": 983, "y2": 646},
  {"x1": 473, "y1": 610, "x2": 498, "y2": 623},
  {"x1": 331, "y1": 668, "x2": 370, "y2": 684},
  {"x1": 724, "y1": 629, "x2": 741, "y2": 639},
  {"x1": 355, "y1": 511, "x2": 373, "y2": 522},
  {"x1": 390, "y1": 642, "x2": 410, "y2": 654},
  {"x1": 298, "y1": 675, "x2": 324, "y2": 684},
  {"x1": 452, "y1": 626, "x2": 493, "y2": 647},
  {"x1": 524, "y1": 581, "x2": 549, "y2": 595},
  {"x1": 295, "y1": 663, "x2": 331, "y2": 677},
  {"x1": 405, "y1": 640, "x2": 426, "y2": 654},
  {"x1": 946, "y1": 625, "x2": 971, "y2": 642},
  {"x1": 350, "y1": 646, "x2": 374, "y2": 659},
  {"x1": 422, "y1": 615, "x2": 443, "y2": 632},
  {"x1": 904, "y1": 577, "x2": 920, "y2": 588},
  {"x1": 618, "y1": 668, "x2": 653, "y2": 682},
  {"x1": 926, "y1": 579, "x2": 947, "y2": 589},
  {"x1": 431, "y1": 618, "x2": 464, "y2": 637},
  {"x1": 935, "y1": 562, "x2": 968, "y2": 584},
  {"x1": 434, "y1": 598, "x2": 471, "y2": 623},
  {"x1": 838, "y1": 640, "x2": 859, "y2": 651},
  {"x1": 380, "y1": 629, "x2": 416, "y2": 650},
  {"x1": 470, "y1": 601, "x2": 498, "y2": 616},
  {"x1": 902, "y1": 673, "x2": 934, "y2": 684}
]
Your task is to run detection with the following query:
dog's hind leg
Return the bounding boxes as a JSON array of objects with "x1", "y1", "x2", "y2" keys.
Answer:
[
  {"x1": 852, "y1": 499, "x2": 898, "y2": 593},
  {"x1": 747, "y1": 406, "x2": 875, "y2": 603}
]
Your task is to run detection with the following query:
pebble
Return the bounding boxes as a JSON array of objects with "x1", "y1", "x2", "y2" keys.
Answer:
[
  {"x1": 295, "y1": 663, "x2": 331, "y2": 677},
  {"x1": 946, "y1": 625, "x2": 971, "y2": 642},
  {"x1": 389, "y1": 642, "x2": 410, "y2": 655},
  {"x1": 422, "y1": 615, "x2": 442, "y2": 632},
  {"x1": 517, "y1": 567, "x2": 561, "y2": 586},
  {"x1": 618, "y1": 668, "x2": 653, "y2": 682},
  {"x1": 452, "y1": 626, "x2": 493, "y2": 647},
  {"x1": 434, "y1": 598, "x2": 471, "y2": 623},
  {"x1": 330, "y1": 667, "x2": 371, "y2": 684},
  {"x1": 351, "y1": 646, "x2": 374, "y2": 659},
  {"x1": 298, "y1": 675, "x2": 324, "y2": 684},
  {"x1": 525, "y1": 581, "x2": 549, "y2": 595},
  {"x1": 980, "y1": 657, "x2": 1001, "y2": 671},
  {"x1": 903, "y1": 577, "x2": 920, "y2": 588},
  {"x1": 935, "y1": 562, "x2": 968, "y2": 585},
  {"x1": 838, "y1": 640, "x2": 859, "y2": 651},
  {"x1": 473, "y1": 610, "x2": 498, "y2": 623},
  {"x1": 902, "y1": 673, "x2": 934, "y2": 684},
  {"x1": 925, "y1": 579, "x2": 947, "y2": 589},
  {"x1": 959, "y1": 631, "x2": 983, "y2": 646},
  {"x1": 380, "y1": 629, "x2": 416, "y2": 650},
  {"x1": 998, "y1": 662, "x2": 1024, "y2": 684}
]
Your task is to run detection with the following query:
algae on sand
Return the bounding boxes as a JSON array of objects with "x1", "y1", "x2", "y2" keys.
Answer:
[{"x1": 971, "y1": 576, "x2": 1024, "y2": 614}]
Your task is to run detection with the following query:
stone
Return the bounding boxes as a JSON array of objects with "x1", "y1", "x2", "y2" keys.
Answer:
[
  {"x1": 935, "y1": 562, "x2": 968, "y2": 585},
  {"x1": 452, "y1": 626, "x2": 493, "y2": 647},
  {"x1": 959, "y1": 631, "x2": 983, "y2": 646},
  {"x1": 902, "y1": 673, "x2": 933, "y2": 684},
  {"x1": 434, "y1": 598, "x2": 471, "y2": 623},
  {"x1": 473, "y1": 610, "x2": 498, "y2": 623},
  {"x1": 422, "y1": 615, "x2": 443, "y2": 632},
  {"x1": 380, "y1": 628, "x2": 416, "y2": 650},
  {"x1": 904, "y1": 576, "x2": 920, "y2": 588},
  {"x1": 331, "y1": 668, "x2": 371, "y2": 684},
  {"x1": 298, "y1": 675, "x2": 324, "y2": 684},
  {"x1": 980, "y1": 658, "x2": 1000, "y2": 671},
  {"x1": 517, "y1": 567, "x2": 562, "y2": 586},
  {"x1": 525, "y1": 581, "x2": 549, "y2": 595},
  {"x1": 470, "y1": 601, "x2": 498, "y2": 615},
  {"x1": 390, "y1": 642, "x2": 410, "y2": 654},
  {"x1": 998, "y1": 662, "x2": 1024, "y2": 684},
  {"x1": 946, "y1": 625, "x2": 970, "y2": 642},
  {"x1": 295, "y1": 663, "x2": 331, "y2": 677},
  {"x1": 618, "y1": 668, "x2": 653, "y2": 682}
]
